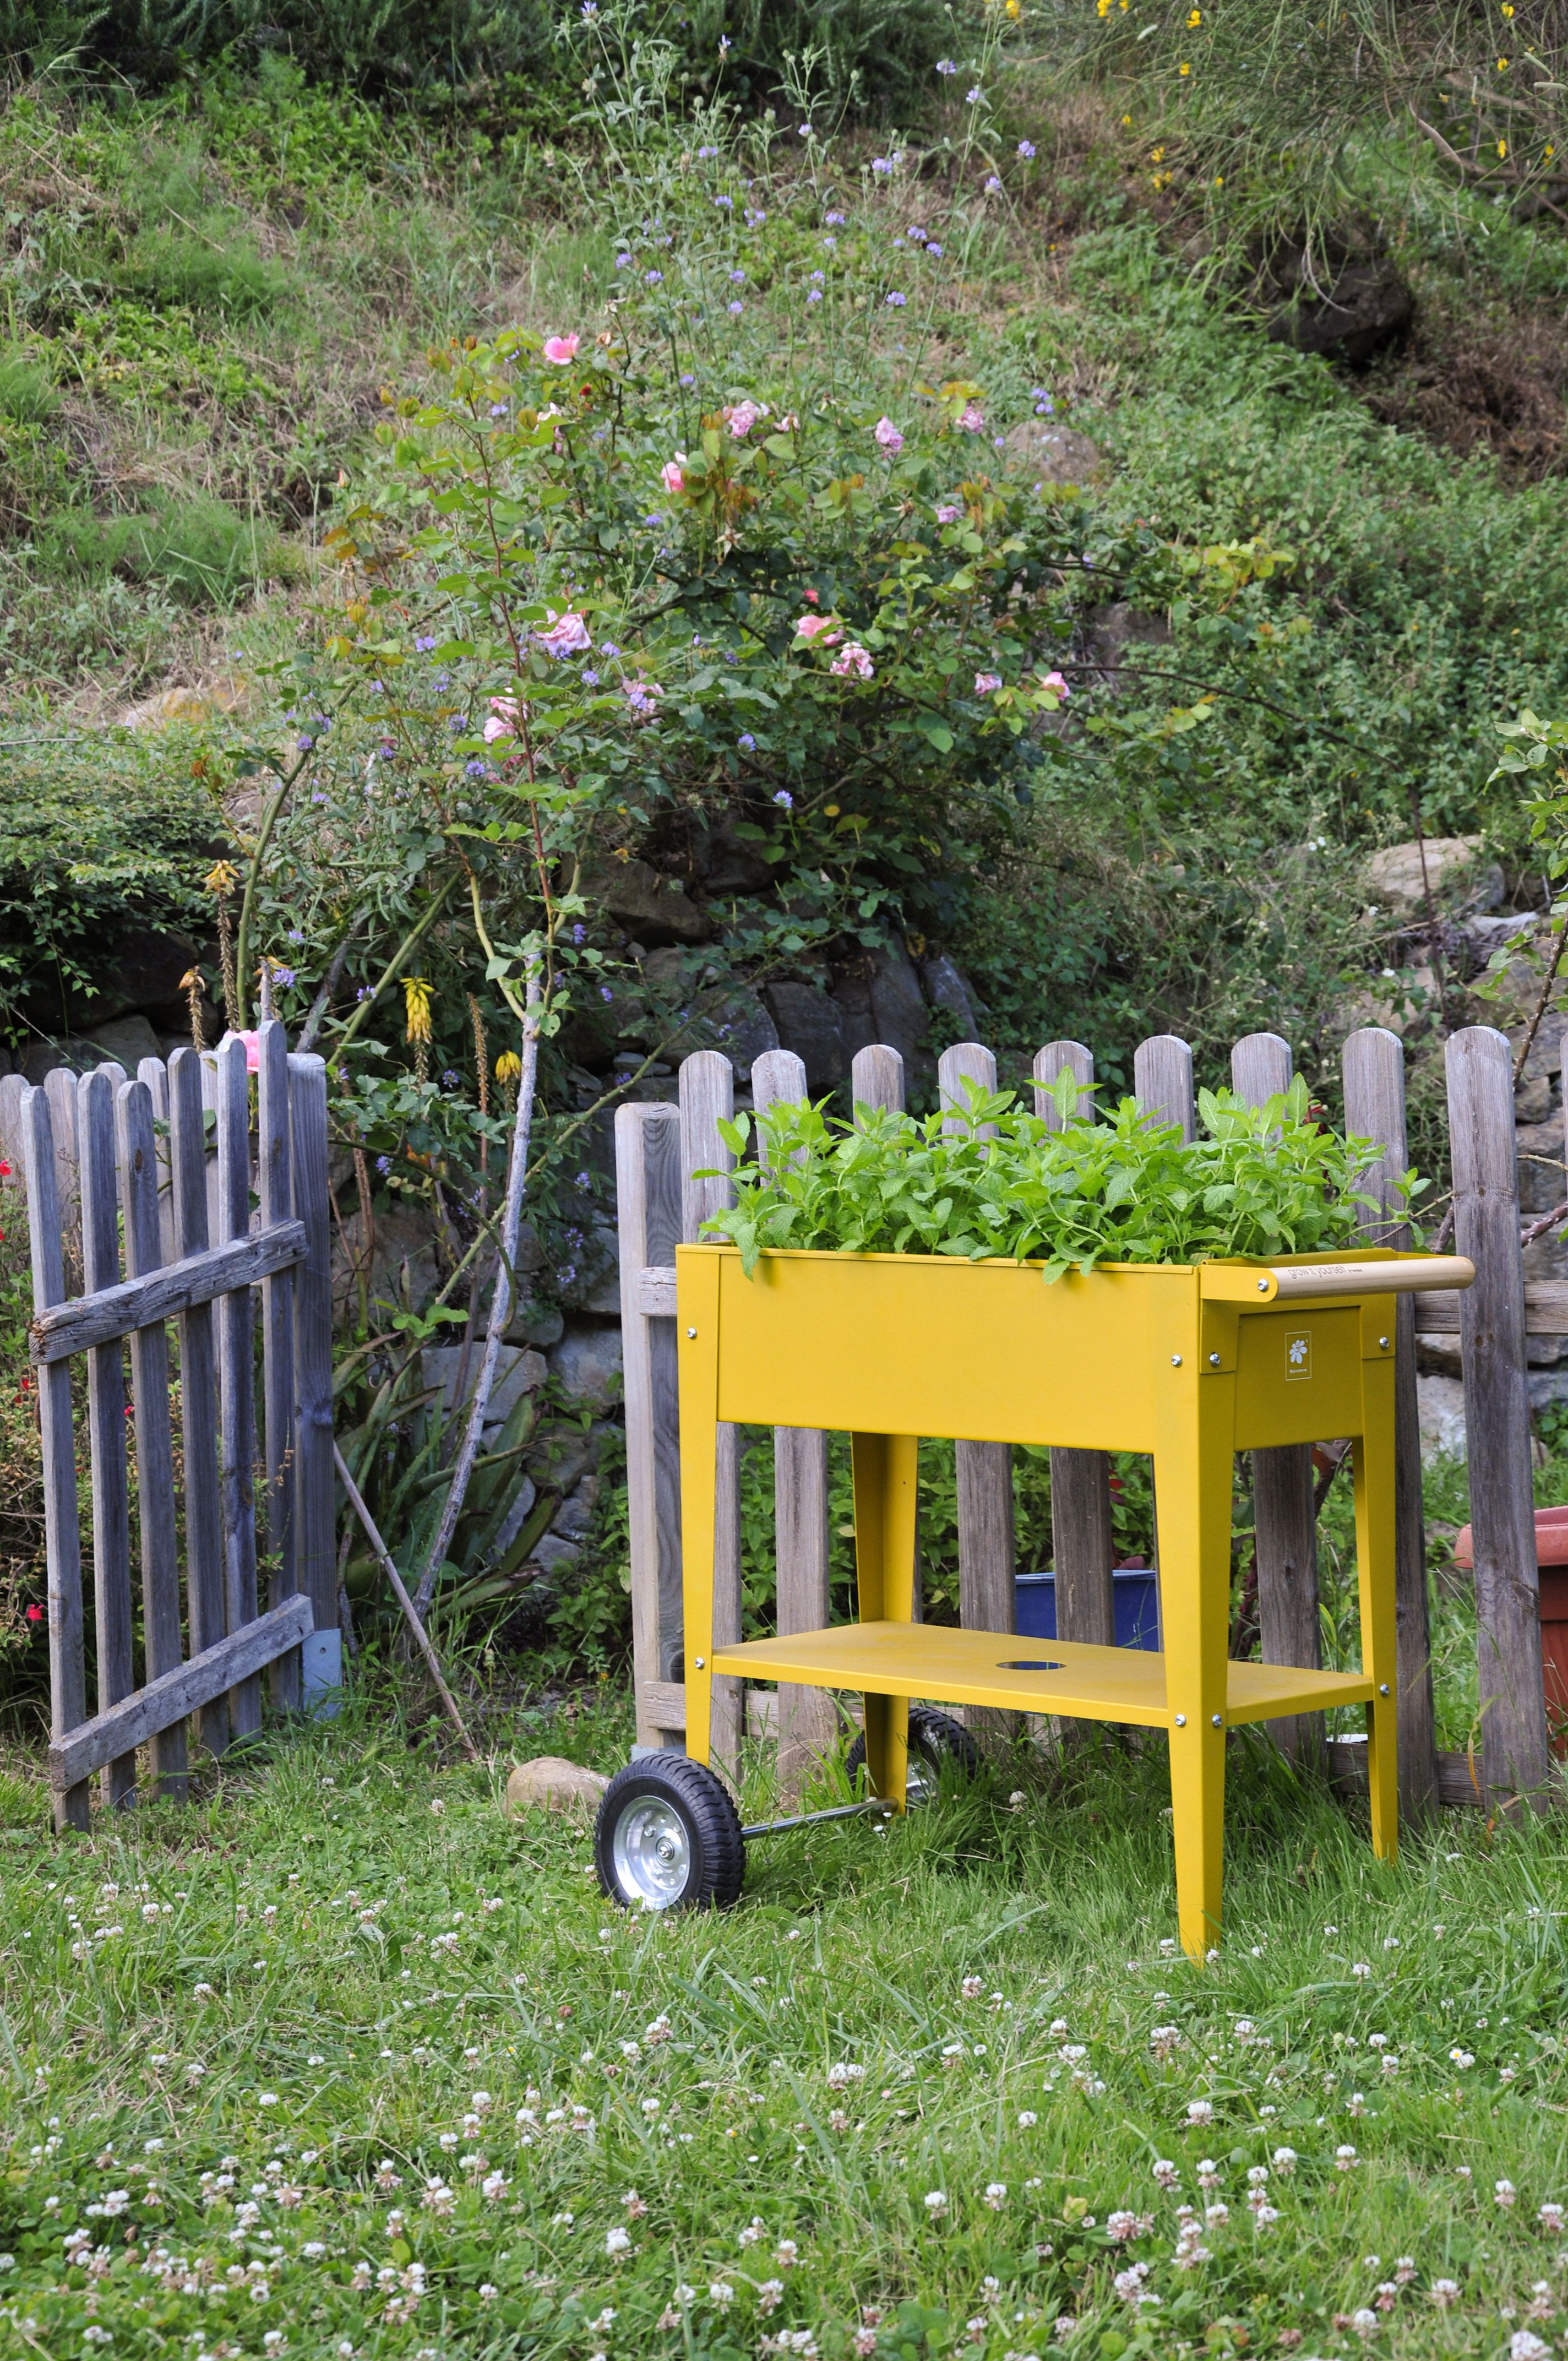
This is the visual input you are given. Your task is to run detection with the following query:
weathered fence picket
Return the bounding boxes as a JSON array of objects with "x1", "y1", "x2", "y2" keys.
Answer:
[
  {"x1": 617, "y1": 1021, "x2": 1553, "y2": 1809},
  {"x1": 1036, "y1": 1041, "x2": 1116, "y2": 1651},
  {"x1": 1448, "y1": 1025, "x2": 1550, "y2": 1809},
  {"x1": 14, "y1": 1021, "x2": 331, "y2": 1824},
  {"x1": 678, "y1": 1051, "x2": 744, "y2": 1778},
  {"x1": 1232, "y1": 1030, "x2": 1323, "y2": 1769},
  {"x1": 752, "y1": 1048, "x2": 837, "y2": 1794},
  {"x1": 1343, "y1": 1026, "x2": 1438, "y2": 1822}
]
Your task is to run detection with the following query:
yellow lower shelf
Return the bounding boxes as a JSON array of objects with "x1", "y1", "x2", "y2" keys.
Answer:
[{"x1": 710, "y1": 1621, "x2": 1374, "y2": 1731}]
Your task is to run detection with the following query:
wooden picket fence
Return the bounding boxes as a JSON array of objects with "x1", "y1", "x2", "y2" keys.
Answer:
[
  {"x1": 0, "y1": 1024, "x2": 337, "y2": 1831},
  {"x1": 617, "y1": 1022, "x2": 1556, "y2": 1817}
]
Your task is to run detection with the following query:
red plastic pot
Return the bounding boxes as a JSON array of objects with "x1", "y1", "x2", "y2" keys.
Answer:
[{"x1": 1453, "y1": 1505, "x2": 1568, "y2": 1755}]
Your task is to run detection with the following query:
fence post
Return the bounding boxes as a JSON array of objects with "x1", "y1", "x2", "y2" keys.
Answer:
[
  {"x1": 23, "y1": 1087, "x2": 90, "y2": 1834},
  {"x1": 1231, "y1": 1031, "x2": 1324, "y2": 1770},
  {"x1": 679, "y1": 1051, "x2": 744, "y2": 1781},
  {"x1": 848, "y1": 1047, "x2": 922, "y2": 1625},
  {"x1": 1343, "y1": 1026, "x2": 1438, "y2": 1823},
  {"x1": 753, "y1": 1048, "x2": 837, "y2": 1794},
  {"x1": 288, "y1": 1052, "x2": 337, "y2": 1701},
  {"x1": 170, "y1": 1048, "x2": 228, "y2": 1760},
  {"x1": 617, "y1": 1101, "x2": 685, "y2": 1750},
  {"x1": 78, "y1": 1069, "x2": 135, "y2": 1810},
  {"x1": 1035, "y1": 1041, "x2": 1115, "y2": 1649},
  {"x1": 118, "y1": 1076, "x2": 189, "y2": 1799},
  {"x1": 216, "y1": 1036, "x2": 262, "y2": 1739},
  {"x1": 1133, "y1": 1035, "x2": 1195, "y2": 1649},
  {"x1": 939, "y1": 1043, "x2": 1015, "y2": 1742},
  {"x1": 258, "y1": 1022, "x2": 300, "y2": 1712},
  {"x1": 1446, "y1": 1026, "x2": 1550, "y2": 1810}
]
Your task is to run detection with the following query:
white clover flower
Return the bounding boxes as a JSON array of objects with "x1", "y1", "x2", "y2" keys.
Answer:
[
  {"x1": 1496, "y1": 2179, "x2": 1518, "y2": 2207},
  {"x1": 983, "y1": 2183, "x2": 1007, "y2": 2209},
  {"x1": 1018, "y1": 2109, "x2": 1038, "y2": 2128},
  {"x1": 709, "y1": 2280, "x2": 734, "y2": 2305},
  {"x1": 606, "y1": 2226, "x2": 633, "y2": 2256},
  {"x1": 1335, "y1": 2145, "x2": 1359, "y2": 2170},
  {"x1": 923, "y1": 2190, "x2": 949, "y2": 2218},
  {"x1": 1351, "y1": 1962, "x2": 1371, "y2": 1980},
  {"x1": 1271, "y1": 2147, "x2": 1297, "y2": 2173},
  {"x1": 1185, "y1": 2099, "x2": 1213, "y2": 2126}
]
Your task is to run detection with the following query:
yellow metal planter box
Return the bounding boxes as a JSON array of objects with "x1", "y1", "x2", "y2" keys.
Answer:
[{"x1": 675, "y1": 1241, "x2": 1471, "y2": 1957}]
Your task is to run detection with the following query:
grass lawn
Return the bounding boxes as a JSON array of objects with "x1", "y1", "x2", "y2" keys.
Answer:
[{"x1": 1, "y1": 1695, "x2": 1565, "y2": 2361}]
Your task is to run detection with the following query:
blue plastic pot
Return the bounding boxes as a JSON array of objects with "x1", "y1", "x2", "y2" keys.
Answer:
[{"x1": 1015, "y1": 1565, "x2": 1160, "y2": 1651}]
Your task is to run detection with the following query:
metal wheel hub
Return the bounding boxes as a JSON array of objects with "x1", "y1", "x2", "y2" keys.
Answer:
[{"x1": 611, "y1": 1794, "x2": 693, "y2": 1907}]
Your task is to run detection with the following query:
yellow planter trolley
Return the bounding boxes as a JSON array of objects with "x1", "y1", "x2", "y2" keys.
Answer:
[{"x1": 594, "y1": 1243, "x2": 1471, "y2": 1956}]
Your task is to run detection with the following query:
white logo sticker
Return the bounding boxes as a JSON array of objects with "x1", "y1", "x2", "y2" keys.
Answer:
[{"x1": 1285, "y1": 1331, "x2": 1313, "y2": 1382}]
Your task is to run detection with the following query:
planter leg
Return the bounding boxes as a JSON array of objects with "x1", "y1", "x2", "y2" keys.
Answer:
[
  {"x1": 852, "y1": 1431, "x2": 919, "y2": 1810},
  {"x1": 678, "y1": 1259, "x2": 722, "y2": 1774},
  {"x1": 1154, "y1": 1415, "x2": 1233, "y2": 1959},
  {"x1": 1354, "y1": 1363, "x2": 1400, "y2": 1863},
  {"x1": 1168, "y1": 1719, "x2": 1225, "y2": 1963}
]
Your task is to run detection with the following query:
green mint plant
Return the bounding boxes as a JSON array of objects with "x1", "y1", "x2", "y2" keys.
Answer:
[{"x1": 701, "y1": 1075, "x2": 1414, "y2": 1279}]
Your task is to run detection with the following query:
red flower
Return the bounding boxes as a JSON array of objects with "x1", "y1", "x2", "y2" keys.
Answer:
[{"x1": 26, "y1": 1604, "x2": 43, "y2": 1623}]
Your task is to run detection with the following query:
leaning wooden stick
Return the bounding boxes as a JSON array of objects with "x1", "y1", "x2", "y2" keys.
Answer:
[{"x1": 331, "y1": 1442, "x2": 480, "y2": 1763}]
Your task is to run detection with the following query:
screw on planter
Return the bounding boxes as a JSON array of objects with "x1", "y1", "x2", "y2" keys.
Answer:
[
  {"x1": 686, "y1": 1326, "x2": 697, "y2": 1338},
  {"x1": 1379, "y1": 1683, "x2": 1389, "y2": 1696},
  {"x1": 1170, "y1": 1354, "x2": 1183, "y2": 1367},
  {"x1": 1174, "y1": 1714, "x2": 1187, "y2": 1727},
  {"x1": 693, "y1": 1656, "x2": 705, "y2": 1669},
  {"x1": 1379, "y1": 1335, "x2": 1390, "y2": 1350},
  {"x1": 1208, "y1": 1352, "x2": 1221, "y2": 1367},
  {"x1": 1211, "y1": 1714, "x2": 1223, "y2": 1727}
]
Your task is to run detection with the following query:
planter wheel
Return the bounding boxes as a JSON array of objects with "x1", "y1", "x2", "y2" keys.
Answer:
[
  {"x1": 595, "y1": 1753, "x2": 745, "y2": 1911},
  {"x1": 845, "y1": 1704, "x2": 982, "y2": 1806}
]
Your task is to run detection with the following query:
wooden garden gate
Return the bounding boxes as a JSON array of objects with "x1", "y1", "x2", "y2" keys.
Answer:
[
  {"x1": 617, "y1": 1021, "x2": 1555, "y2": 1819},
  {"x1": 0, "y1": 1023, "x2": 336, "y2": 1831}
]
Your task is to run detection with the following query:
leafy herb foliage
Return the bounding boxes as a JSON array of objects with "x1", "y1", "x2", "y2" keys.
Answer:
[{"x1": 703, "y1": 1075, "x2": 1405, "y2": 1279}]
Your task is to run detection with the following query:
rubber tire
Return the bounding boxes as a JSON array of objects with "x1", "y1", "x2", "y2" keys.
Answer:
[
  {"x1": 594, "y1": 1753, "x2": 745, "y2": 1911},
  {"x1": 844, "y1": 1704, "x2": 981, "y2": 1804}
]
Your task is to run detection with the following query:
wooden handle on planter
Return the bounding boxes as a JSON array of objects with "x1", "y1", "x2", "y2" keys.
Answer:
[{"x1": 1266, "y1": 1254, "x2": 1476, "y2": 1302}]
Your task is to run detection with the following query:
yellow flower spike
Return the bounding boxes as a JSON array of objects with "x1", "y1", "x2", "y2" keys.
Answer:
[
  {"x1": 495, "y1": 1051, "x2": 523, "y2": 1085},
  {"x1": 402, "y1": 976, "x2": 434, "y2": 1045},
  {"x1": 203, "y1": 859, "x2": 239, "y2": 897}
]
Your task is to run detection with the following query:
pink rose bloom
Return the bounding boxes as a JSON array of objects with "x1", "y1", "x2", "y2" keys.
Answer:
[
  {"x1": 974, "y1": 672, "x2": 1002, "y2": 695},
  {"x1": 661, "y1": 458, "x2": 686, "y2": 494},
  {"x1": 936, "y1": 503, "x2": 962, "y2": 524},
  {"x1": 484, "y1": 695, "x2": 525, "y2": 741},
  {"x1": 536, "y1": 609, "x2": 592, "y2": 659},
  {"x1": 959, "y1": 402, "x2": 985, "y2": 433},
  {"x1": 874, "y1": 416, "x2": 904, "y2": 453},
  {"x1": 1039, "y1": 670, "x2": 1070, "y2": 701},
  {"x1": 830, "y1": 643, "x2": 874, "y2": 681},
  {"x1": 542, "y1": 333, "x2": 580, "y2": 365},
  {"x1": 723, "y1": 399, "x2": 764, "y2": 438},
  {"x1": 793, "y1": 614, "x2": 842, "y2": 643},
  {"x1": 219, "y1": 1029, "x2": 262, "y2": 1074}
]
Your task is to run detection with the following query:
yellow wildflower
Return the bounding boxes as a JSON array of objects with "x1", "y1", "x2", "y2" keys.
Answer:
[
  {"x1": 495, "y1": 1051, "x2": 523, "y2": 1085},
  {"x1": 402, "y1": 976, "x2": 434, "y2": 1044},
  {"x1": 203, "y1": 859, "x2": 239, "y2": 896},
  {"x1": 1499, "y1": 137, "x2": 1508, "y2": 158},
  {"x1": 1498, "y1": 53, "x2": 1509, "y2": 67},
  {"x1": 1178, "y1": 59, "x2": 1191, "y2": 73},
  {"x1": 1187, "y1": 6, "x2": 1201, "y2": 20}
]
